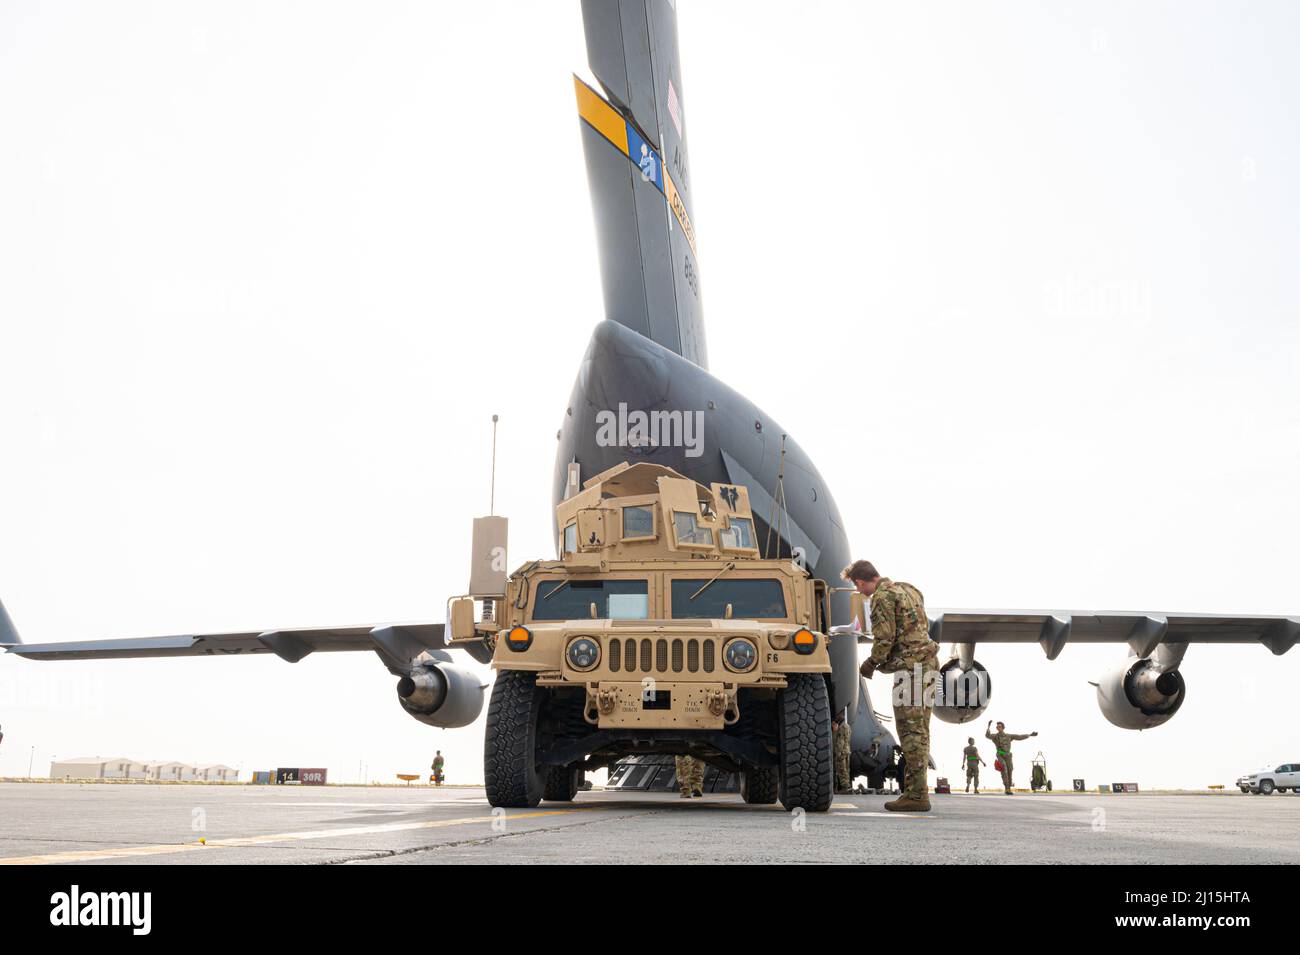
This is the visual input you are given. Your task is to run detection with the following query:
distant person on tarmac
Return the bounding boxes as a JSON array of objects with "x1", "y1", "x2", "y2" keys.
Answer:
[
  {"x1": 431, "y1": 751, "x2": 445, "y2": 786},
  {"x1": 963, "y1": 737, "x2": 985, "y2": 792},
  {"x1": 832, "y1": 710, "x2": 853, "y2": 794},
  {"x1": 986, "y1": 720, "x2": 1037, "y2": 794},
  {"x1": 675, "y1": 755, "x2": 704, "y2": 798}
]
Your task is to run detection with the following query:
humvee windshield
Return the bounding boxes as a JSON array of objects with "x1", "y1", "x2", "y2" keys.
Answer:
[
  {"x1": 532, "y1": 579, "x2": 649, "y2": 620},
  {"x1": 670, "y1": 578, "x2": 787, "y2": 620}
]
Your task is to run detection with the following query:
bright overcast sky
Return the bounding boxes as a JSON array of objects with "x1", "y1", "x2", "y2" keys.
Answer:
[{"x1": 1, "y1": 1, "x2": 1296, "y2": 791}]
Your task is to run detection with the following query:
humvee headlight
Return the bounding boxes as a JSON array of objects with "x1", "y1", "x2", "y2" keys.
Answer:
[
  {"x1": 566, "y1": 636, "x2": 600, "y2": 671},
  {"x1": 792, "y1": 628, "x2": 817, "y2": 655},
  {"x1": 506, "y1": 625, "x2": 533, "y2": 652},
  {"x1": 723, "y1": 638, "x2": 757, "y2": 673}
]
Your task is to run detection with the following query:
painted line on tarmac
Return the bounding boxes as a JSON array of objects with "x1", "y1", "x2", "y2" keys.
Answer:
[
  {"x1": 246, "y1": 802, "x2": 454, "y2": 808},
  {"x1": 0, "y1": 808, "x2": 596, "y2": 865}
]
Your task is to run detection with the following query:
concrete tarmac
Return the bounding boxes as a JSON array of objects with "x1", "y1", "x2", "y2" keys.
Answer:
[{"x1": 1, "y1": 782, "x2": 1297, "y2": 865}]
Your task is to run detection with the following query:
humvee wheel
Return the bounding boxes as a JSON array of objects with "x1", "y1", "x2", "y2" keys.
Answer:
[
  {"x1": 740, "y1": 767, "x2": 779, "y2": 804},
  {"x1": 777, "y1": 673, "x2": 833, "y2": 812},
  {"x1": 484, "y1": 670, "x2": 545, "y2": 808},
  {"x1": 543, "y1": 763, "x2": 581, "y2": 802}
]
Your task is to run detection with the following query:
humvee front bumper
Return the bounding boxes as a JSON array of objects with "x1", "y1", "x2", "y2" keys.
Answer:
[{"x1": 591, "y1": 681, "x2": 730, "y2": 730}]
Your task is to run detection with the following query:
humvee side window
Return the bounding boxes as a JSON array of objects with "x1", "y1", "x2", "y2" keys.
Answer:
[
  {"x1": 719, "y1": 517, "x2": 755, "y2": 550},
  {"x1": 673, "y1": 511, "x2": 714, "y2": 546},
  {"x1": 670, "y1": 578, "x2": 788, "y2": 619},
  {"x1": 562, "y1": 523, "x2": 577, "y2": 554},
  {"x1": 533, "y1": 579, "x2": 649, "y2": 621},
  {"x1": 622, "y1": 505, "x2": 655, "y2": 539}
]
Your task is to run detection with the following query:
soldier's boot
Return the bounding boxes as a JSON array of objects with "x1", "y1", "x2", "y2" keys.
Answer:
[{"x1": 884, "y1": 793, "x2": 931, "y2": 812}]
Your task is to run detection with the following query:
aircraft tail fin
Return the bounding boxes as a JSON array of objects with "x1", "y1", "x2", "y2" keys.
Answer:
[
  {"x1": 0, "y1": 599, "x2": 22, "y2": 647},
  {"x1": 576, "y1": 0, "x2": 706, "y2": 368}
]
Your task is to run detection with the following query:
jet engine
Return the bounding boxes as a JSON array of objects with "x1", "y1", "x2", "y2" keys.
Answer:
[
  {"x1": 396, "y1": 661, "x2": 485, "y2": 729},
  {"x1": 933, "y1": 658, "x2": 992, "y2": 724},
  {"x1": 1095, "y1": 648, "x2": 1186, "y2": 730}
]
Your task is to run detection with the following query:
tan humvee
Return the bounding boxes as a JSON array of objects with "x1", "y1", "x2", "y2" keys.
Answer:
[{"x1": 449, "y1": 461, "x2": 835, "y2": 812}]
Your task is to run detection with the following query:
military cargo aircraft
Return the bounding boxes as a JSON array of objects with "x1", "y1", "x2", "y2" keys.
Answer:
[{"x1": 3, "y1": 1, "x2": 1296, "y2": 794}]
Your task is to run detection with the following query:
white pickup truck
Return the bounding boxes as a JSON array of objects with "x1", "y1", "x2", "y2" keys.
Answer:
[{"x1": 1237, "y1": 764, "x2": 1300, "y2": 794}]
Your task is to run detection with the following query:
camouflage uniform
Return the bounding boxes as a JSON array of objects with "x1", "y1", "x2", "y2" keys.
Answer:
[
  {"x1": 431, "y1": 754, "x2": 445, "y2": 786},
  {"x1": 674, "y1": 755, "x2": 705, "y2": 796},
  {"x1": 985, "y1": 728, "x2": 1031, "y2": 791},
  {"x1": 833, "y1": 718, "x2": 853, "y2": 792},
  {"x1": 962, "y1": 744, "x2": 981, "y2": 790},
  {"x1": 866, "y1": 578, "x2": 939, "y2": 800}
]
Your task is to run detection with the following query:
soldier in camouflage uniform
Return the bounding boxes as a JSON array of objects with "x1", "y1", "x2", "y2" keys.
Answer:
[
  {"x1": 962, "y1": 737, "x2": 985, "y2": 792},
  {"x1": 985, "y1": 720, "x2": 1037, "y2": 794},
  {"x1": 431, "y1": 750, "x2": 445, "y2": 786},
  {"x1": 844, "y1": 560, "x2": 939, "y2": 813},
  {"x1": 832, "y1": 710, "x2": 853, "y2": 794},
  {"x1": 674, "y1": 755, "x2": 705, "y2": 798}
]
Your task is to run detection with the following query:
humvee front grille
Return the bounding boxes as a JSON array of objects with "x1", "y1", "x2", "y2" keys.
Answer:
[{"x1": 604, "y1": 636, "x2": 718, "y2": 675}]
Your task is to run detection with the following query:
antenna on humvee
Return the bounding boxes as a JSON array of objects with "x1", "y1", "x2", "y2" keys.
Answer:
[
  {"x1": 472, "y1": 414, "x2": 507, "y2": 626},
  {"x1": 765, "y1": 434, "x2": 791, "y2": 560},
  {"x1": 489, "y1": 414, "x2": 499, "y2": 514}
]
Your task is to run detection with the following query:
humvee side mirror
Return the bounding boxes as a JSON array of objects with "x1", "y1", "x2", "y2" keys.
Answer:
[
  {"x1": 450, "y1": 598, "x2": 476, "y2": 641},
  {"x1": 590, "y1": 602, "x2": 598, "y2": 619},
  {"x1": 724, "y1": 603, "x2": 733, "y2": 620}
]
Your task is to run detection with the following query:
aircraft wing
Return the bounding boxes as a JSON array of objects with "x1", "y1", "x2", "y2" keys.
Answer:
[
  {"x1": 926, "y1": 610, "x2": 1300, "y2": 659},
  {"x1": 0, "y1": 599, "x2": 494, "y2": 668}
]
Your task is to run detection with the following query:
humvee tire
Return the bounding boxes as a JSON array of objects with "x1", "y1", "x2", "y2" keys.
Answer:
[
  {"x1": 543, "y1": 764, "x2": 581, "y2": 802},
  {"x1": 484, "y1": 670, "x2": 545, "y2": 808},
  {"x1": 777, "y1": 673, "x2": 833, "y2": 812},
  {"x1": 740, "y1": 766, "x2": 779, "y2": 804}
]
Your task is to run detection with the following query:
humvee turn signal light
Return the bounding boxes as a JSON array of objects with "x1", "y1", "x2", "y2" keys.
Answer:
[
  {"x1": 792, "y1": 628, "x2": 817, "y2": 654},
  {"x1": 506, "y1": 625, "x2": 533, "y2": 652}
]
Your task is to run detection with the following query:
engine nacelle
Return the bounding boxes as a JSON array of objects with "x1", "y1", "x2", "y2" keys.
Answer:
[
  {"x1": 1096, "y1": 656, "x2": 1186, "y2": 730},
  {"x1": 396, "y1": 662, "x2": 485, "y2": 729},
  {"x1": 933, "y1": 658, "x2": 992, "y2": 724}
]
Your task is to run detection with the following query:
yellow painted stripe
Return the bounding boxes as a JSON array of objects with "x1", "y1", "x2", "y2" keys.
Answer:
[
  {"x1": 664, "y1": 168, "x2": 698, "y2": 258},
  {"x1": 0, "y1": 808, "x2": 588, "y2": 865},
  {"x1": 574, "y1": 76, "x2": 628, "y2": 157}
]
